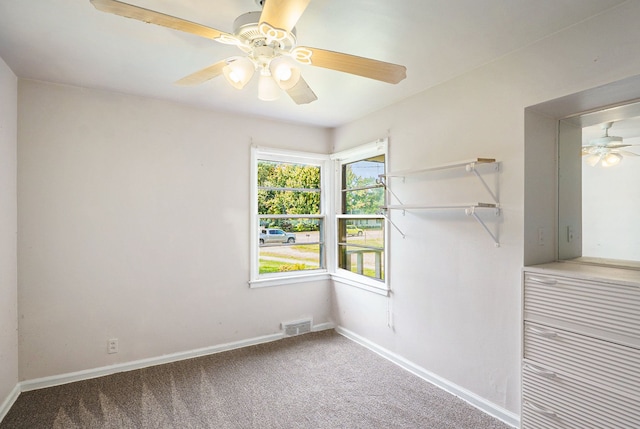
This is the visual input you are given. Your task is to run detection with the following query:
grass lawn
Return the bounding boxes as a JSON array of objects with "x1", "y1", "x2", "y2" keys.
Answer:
[
  {"x1": 259, "y1": 259, "x2": 318, "y2": 274},
  {"x1": 259, "y1": 244, "x2": 320, "y2": 263}
]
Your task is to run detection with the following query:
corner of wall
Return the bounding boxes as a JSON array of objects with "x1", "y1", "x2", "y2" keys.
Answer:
[
  {"x1": 0, "y1": 54, "x2": 19, "y2": 424},
  {"x1": 523, "y1": 108, "x2": 558, "y2": 266}
]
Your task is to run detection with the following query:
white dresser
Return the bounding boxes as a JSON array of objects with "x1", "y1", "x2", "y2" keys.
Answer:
[{"x1": 522, "y1": 262, "x2": 640, "y2": 429}]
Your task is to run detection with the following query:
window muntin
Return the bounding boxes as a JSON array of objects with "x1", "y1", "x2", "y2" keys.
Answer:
[
  {"x1": 337, "y1": 152, "x2": 386, "y2": 283},
  {"x1": 255, "y1": 157, "x2": 325, "y2": 278}
]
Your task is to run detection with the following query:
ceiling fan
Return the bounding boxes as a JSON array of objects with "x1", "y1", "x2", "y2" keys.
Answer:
[
  {"x1": 582, "y1": 121, "x2": 640, "y2": 167},
  {"x1": 90, "y1": 0, "x2": 407, "y2": 104}
]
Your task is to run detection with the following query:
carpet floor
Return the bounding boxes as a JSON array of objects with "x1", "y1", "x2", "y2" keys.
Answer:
[{"x1": 1, "y1": 330, "x2": 513, "y2": 428}]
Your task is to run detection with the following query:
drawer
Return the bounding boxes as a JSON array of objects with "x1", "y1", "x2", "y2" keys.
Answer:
[
  {"x1": 524, "y1": 272, "x2": 640, "y2": 347},
  {"x1": 524, "y1": 321, "x2": 640, "y2": 399},
  {"x1": 522, "y1": 363, "x2": 640, "y2": 429}
]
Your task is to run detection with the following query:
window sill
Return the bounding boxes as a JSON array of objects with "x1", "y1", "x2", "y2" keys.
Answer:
[
  {"x1": 331, "y1": 273, "x2": 390, "y2": 296},
  {"x1": 249, "y1": 271, "x2": 331, "y2": 288}
]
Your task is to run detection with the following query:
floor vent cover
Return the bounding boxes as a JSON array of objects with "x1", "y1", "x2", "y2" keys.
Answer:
[{"x1": 282, "y1": 319, "x2": 312, "y2": 336}]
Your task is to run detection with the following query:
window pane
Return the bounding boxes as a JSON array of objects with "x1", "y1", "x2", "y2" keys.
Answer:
[
  {"x1": 258, "y1": 218, "x2": 324, "y2": 274},
  {"x1": 338, "y1": 219, "x2": 384, "y2": 281},
  {"x1": 338, "y1": 244, "x2": 385, "y2": 281},
  {"x1": 259, "y1": 243, "x2": 322, "y2": 274},
  {"x1": 258, "y1": 189, "x2": 320, "y2": 215},
  {"x1": 258, "y1": 161, "x2": 320, "y2": 189},
  {"x1": 342, "y1": 156, "x2": 385, "y2": 215},
  {"x1": 343, "y1": 188, "x2": 385, "y2": 215},
  {"x1": 258, "y1": 160, "x2": 321, "y2": 215},
  {"x1": 343, "y1": 157, "x2": 385, "y2": 190}
]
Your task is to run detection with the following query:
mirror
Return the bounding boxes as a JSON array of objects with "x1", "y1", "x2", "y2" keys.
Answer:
[{"x1": 558, "y1": 101, "x2": 640, "y2": 269}]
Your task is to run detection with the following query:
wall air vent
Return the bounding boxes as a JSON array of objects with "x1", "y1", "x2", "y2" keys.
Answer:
[{"x1": 282, "y1": 319, "x2": 312, "y2": 336}]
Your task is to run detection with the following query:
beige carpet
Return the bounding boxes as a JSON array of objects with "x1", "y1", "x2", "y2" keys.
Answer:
[{"x1": 1, "y1": 330, "x2": 513, "y2": 428}]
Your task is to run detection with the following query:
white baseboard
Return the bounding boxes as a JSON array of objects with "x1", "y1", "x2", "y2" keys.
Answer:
[
  {"x1": 336, "y1": 326, "x2": 520, "y2": 429},
  {"x1": 312, "y1": 321, "x2": 335, "y2": 332},
  {"x1": 0, "y1": 383, "x2": 20, "y2": 423},
  {"x1": 20, "y1": 323, "x2": 334, "y2": 393}
]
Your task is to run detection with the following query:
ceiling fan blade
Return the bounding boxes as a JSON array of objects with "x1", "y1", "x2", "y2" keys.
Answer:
[
  {"x1": 285, "y1": 75, "x2": 317, "y2": 105},
  {"x1": 605, "y1": 143, "x2": 631, "y2": 149},
  {"x1": 259, "y1": 0, "x2": 310, "y2": 34},
  {"x1": 174, "y1": 60, "x2": 227, "y2": 86},
  {"x1": 90, "y1": 0, "x2": 233, "y2": 41},
  {"x1": 294, "y1": 47, "x2": 406, "y2": 84},
  {"x1": 619, "y1": 150, "x2": 640, "y2": 156}
]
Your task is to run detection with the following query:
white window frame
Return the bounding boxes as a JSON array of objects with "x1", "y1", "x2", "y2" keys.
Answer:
[
  {"x1": 331, "y1": 138, "x2": 389, "y2": 294},
  {"x1": 249, "y1": 146, "x2": 332, "y2": 288}
]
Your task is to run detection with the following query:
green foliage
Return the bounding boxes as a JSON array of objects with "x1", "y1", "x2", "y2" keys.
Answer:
[
  {"x1": 294, "y1": 221, "x2": 316, "y2": 232},
  {"x1": 258, "y1": 161, "x2": 320, "y2": 216},
  {"x1": 278, "y1": 263, "x2": 308, "y2": 272},
  {"x1": 343, "y1": 165, "x2": 385, "y2": 215},
  {"x1": 257, "y1": 158, "x2": 385, "y2": 226},
  {"x1": 258, "y1": 260, "x2": 311, "y2": 274}
]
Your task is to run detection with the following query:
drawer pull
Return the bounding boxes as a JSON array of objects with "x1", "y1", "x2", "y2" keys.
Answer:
[
  {"x1": 525, "y1": 401, "x2": 558, "y2": 418},
  {"x1": 524, "y1": 363, "x2": 557, "y2": 378},
  {"x1": 527, "y1": 276, "x2": 558, "y2": 285},
  {"x1": 527, "y1": 326, "x2": 558, "y2": 338}
]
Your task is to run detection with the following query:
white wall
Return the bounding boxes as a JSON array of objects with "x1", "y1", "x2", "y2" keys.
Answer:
[
  {"x1": 332, "y1": 1, "x2": 640, "y2": 417},
  {"x1": 582, "y1": 158, "x2": 640, "y2": 260},
  {"x1": 0, "y1": 57, "x2": 18, "y2": 410},
  {"x1": 17, "y1": 80, "x2": 333, "y2": 380}
]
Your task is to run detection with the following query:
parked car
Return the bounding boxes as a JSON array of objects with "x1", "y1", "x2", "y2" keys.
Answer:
[
  {"x1": 259, "y1": 228, "x2": 296, "y2": 245},
  {"x1": 346, "y1": 225, "x2": 364, "y2": 236}
]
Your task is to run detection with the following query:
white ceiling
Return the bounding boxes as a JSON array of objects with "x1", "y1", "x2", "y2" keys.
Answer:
[{"x1": 0, "y1": 0, "x2": 627, "y2": 127}]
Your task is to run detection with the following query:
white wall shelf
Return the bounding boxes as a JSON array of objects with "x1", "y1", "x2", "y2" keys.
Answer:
[
  {"x1": 379, "y1": 158, "x2": 501, "y2": 246},
  {"x1": 383, "y1": 203, "x2": 497, "y2": 211},
  {"x1": 382, "y1": 158, "x2": 497, "y2": 178}
]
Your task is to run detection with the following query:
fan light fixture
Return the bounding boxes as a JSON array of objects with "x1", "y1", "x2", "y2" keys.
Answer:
[
  {"x1": 258, "y1": 68, "x2": 280, "y2": 101},
  {"x1": 221, "y1": 13, "x2": 304, "y2": 101},
  {"x1": 586, "y1": 151, "x2": 622, "y2": 168},
  {"x1": 90, "y1": 0, "x2": 407, "y2": 105},
  {"x1": 222, "y1": 57, "x2": 255, "y2": 89},
  {"x1": 582, "y1": 122, "x2": 639, "y2": 167},
  {"x1": 602, "y1": 152, "x2": 622, "y2": 167},
  {"x1": 270, "y1": 58, "x2": 302, "y2": 90}
]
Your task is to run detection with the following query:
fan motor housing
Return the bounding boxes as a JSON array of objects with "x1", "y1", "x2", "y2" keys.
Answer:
[{"x1": 233, "y1": 11, "x2": 297, "y2": 50}]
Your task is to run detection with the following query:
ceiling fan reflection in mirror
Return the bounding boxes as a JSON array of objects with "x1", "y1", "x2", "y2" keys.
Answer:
[
  {"x1": 90, "y1": 0, "x2": 407, "y2": 104},
  {"x1": 582, "y1": 122, "x2": 640, "y2": 167}
]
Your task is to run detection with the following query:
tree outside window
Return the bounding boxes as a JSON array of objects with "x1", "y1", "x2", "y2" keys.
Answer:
[{"x1": 257, "y1": 159, "x2": 325, "y2": 275}]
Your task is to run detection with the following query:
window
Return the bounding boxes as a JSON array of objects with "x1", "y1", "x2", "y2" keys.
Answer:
[
  {"x1": 251, "y1": 148, "x2": 329, "y2": 284},
  {"x1": 250, "y1": 141, "x2": 388, "y2": 291},
  {"x1": 334, "y1": 140, "x2": 387, "y2": 288}
]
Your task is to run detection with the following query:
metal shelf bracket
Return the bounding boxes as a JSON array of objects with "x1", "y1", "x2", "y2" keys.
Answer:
[
  {"x1": 377, "y1": 176, "x2": 404, "y2": 205},
  {"x1": 381, "y1": 209, "x2": 406, "y2": 239},
  {"x1": 465, "y1": 161, "x2": 499, "y2": 205},
  {"x1": 465, "y1": 205, "x2": 500, "y2": 247}
]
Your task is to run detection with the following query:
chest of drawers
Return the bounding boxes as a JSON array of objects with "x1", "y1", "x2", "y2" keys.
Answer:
[{"x1": 522, "y1": 263, "x2": 640, "y2": 429}]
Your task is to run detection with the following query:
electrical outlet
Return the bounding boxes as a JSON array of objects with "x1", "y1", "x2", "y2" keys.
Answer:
[
  {"x1": 567, "y1": 226, "x2": 574, "y2": 243},
  {"x1": 107, "y1": 338, "x2": 118, "y2": 354},
  {"x1": 537, "y1": 227, "x2": 546, "y2": 246}
]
